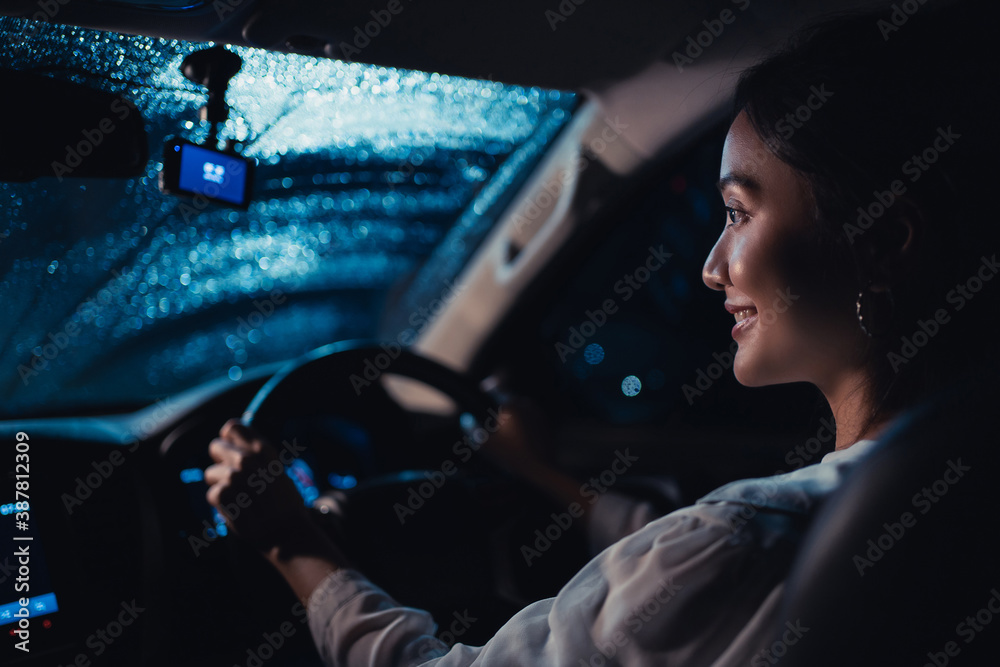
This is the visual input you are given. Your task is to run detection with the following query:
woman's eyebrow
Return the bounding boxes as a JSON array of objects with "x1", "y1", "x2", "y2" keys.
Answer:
[{"x1": 716, "y1": 172, "x2": 762, "y2": 194}]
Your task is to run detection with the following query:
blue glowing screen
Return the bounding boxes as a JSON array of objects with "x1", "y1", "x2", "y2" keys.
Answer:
[{"x1": 176, "y1": 144, "x2": 249, "y2": 205}]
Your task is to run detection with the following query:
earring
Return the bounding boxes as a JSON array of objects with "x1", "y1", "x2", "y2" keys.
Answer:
[{"x1": 856, "y1": 281, "x2": 894, "y2": 337}]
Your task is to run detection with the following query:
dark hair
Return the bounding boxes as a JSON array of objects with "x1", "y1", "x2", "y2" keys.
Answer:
[{"x1": 733, "y1": 1, "x2": 1000, "y2": 431}]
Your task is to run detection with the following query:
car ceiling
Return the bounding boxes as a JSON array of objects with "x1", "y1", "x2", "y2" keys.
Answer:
[{"x1": 0, "y1": 0, "x2": 881, "y2": 90}]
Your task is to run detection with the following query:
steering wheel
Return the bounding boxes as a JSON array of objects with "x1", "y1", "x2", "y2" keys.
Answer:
[
  {"x1": 238, "y1": 340, "x2": 582, "y2": 640},
  {"x1": 242, "y1": 339, "x2": 506, "y2": 532},
  {"x1": 244, "y1": 339, "x2": 499, "y2": 436}
]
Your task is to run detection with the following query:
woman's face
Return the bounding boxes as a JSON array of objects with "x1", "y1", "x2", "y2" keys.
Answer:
[{"x1": 702, "y1": 111, "x2": 865, "y2": 389}]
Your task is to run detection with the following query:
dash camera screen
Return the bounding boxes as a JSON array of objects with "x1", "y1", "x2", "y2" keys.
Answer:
[{"x1": 175, "y1": 143, "x2": 249, "y2": 206}]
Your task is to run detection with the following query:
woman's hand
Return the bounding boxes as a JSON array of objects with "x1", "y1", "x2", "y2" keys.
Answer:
[
  {"x1": 478, "y1": 398, "x2": 591, "y2": 514},
  {"x1": 205, "y1": 419, "x2": 323, "y2": 555},
  {"x1": 205, "y1": 419, "x2": 348, "y2": 604},
  {"x1": 476, "y1": 397, "x2": 553, "y2": 479}
]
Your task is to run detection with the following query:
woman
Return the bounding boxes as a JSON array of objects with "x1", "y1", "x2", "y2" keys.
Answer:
[{"x1": 206, "y1": 3, "x2": 999, "y2": 664}]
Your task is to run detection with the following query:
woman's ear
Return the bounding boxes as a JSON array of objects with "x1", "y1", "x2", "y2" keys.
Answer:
[{"x1": 856, "y1": 197, "x2": 924, "y2": 290}]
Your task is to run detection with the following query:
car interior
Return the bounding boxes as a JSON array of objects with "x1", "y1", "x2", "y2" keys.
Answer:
[{"x1": 1, "y1": 1, "x2": 996, "y2": 665}]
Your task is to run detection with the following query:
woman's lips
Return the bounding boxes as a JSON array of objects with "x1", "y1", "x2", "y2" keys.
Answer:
[{"x1": 727, "y1": 305, "x2": 758, "y2": 338}]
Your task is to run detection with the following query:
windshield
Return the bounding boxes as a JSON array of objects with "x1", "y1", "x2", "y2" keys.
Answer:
[{"x1": 0, "y1": 19, "x2": 575, "y2": 418}]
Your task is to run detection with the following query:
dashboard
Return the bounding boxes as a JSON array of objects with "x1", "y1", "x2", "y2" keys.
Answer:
[
  {"x1": 1, "y1": 438, "x2": 60, "y2": 651},
  {"x1": 0, "y1": 373, "x2": 333, "y2": 666},
  {"x1": 2, "y1": 432, "x2": 161, "y2": 666},
  {"x1": 0, "y1": 365, "x2": 576, "y2": 666}
]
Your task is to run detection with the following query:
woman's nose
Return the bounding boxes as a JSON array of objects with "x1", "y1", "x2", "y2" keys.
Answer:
[{"x1": 702, "y1": 235, "x2": 730, "y2": 291}]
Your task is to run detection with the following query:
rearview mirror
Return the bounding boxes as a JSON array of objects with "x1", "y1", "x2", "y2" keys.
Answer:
[{"x1": 0, "y1": 69, "x2": 148, "y2": 182}]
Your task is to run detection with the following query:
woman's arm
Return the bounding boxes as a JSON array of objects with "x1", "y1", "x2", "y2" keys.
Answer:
[
  {"x1": 204, "y1": 419, "x2": 452, "y2": 665},
  {"x1": 480, "y1": 399, "x2": 678, "y2": 551}
]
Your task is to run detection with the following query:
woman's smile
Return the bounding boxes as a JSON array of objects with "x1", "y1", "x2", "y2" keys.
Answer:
[{"x1": 725, "y1": 302, "x2": 759, "y2": 337}]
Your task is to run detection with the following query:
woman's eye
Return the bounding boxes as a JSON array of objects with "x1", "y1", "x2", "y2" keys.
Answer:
[{"x1": 725, "y1": 207, "x2": 749, "y2": 227}]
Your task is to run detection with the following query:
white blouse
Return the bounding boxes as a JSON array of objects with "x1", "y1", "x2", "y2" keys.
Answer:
[{"x1": 306, "y1": 439, "x2": 880, "y2": 666}]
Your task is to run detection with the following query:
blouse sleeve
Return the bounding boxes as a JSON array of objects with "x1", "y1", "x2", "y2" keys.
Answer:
[{"x1": 307, "y1": 499, "x2": 803, "y2": 667}]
